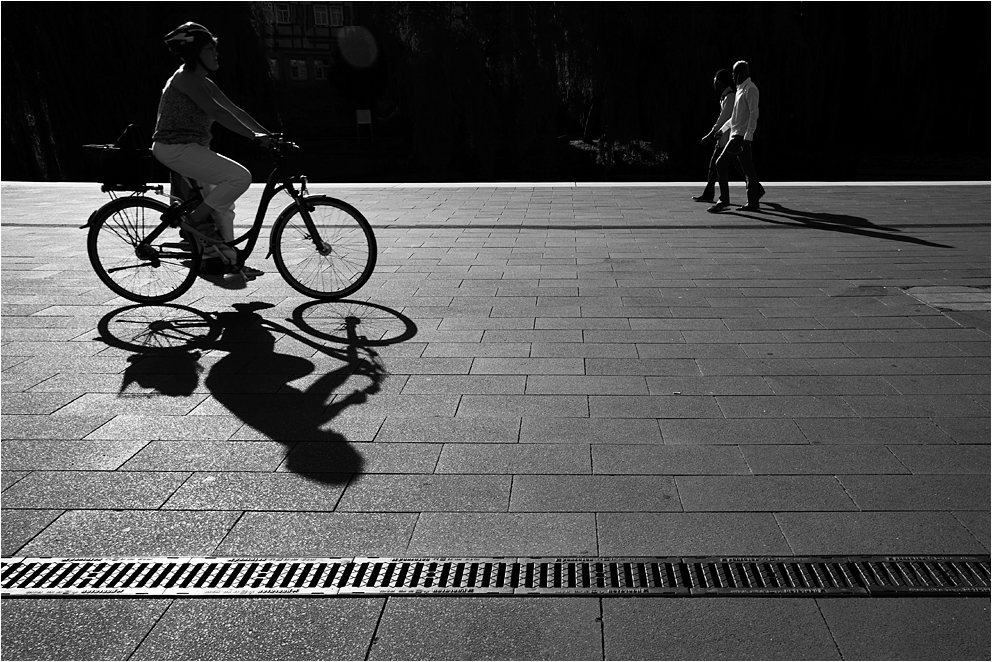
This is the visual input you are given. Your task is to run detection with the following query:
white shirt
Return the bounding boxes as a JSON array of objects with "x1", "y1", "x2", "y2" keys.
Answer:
[{"x1": 720, "y1": 77, "x2": 760, "y2": 141}]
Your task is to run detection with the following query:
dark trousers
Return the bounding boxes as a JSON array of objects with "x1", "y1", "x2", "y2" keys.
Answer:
[
  {"x1": 700, "y1": 138, "x2": 724, "y2": 197},
  {"x1": 716, "y1": 139, "x2": 764, "y2": 204}
]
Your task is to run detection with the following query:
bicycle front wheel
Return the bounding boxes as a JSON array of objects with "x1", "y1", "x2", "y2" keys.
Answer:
[
  {"x1": 87, "y1": 196, "x2": 200, "y2": 304},
  {"x1": 271, "y1": 196, "x2": 377, "y2": 299}
]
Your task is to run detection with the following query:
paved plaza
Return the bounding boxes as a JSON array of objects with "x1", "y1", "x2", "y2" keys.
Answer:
[{"x1": 1, "y1": 181, "x2": 989, "y2": 660}]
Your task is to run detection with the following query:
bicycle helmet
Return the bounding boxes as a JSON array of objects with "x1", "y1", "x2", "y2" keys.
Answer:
[{"x1": 164, "y1": 22, "x2": 216, "y2": 57}]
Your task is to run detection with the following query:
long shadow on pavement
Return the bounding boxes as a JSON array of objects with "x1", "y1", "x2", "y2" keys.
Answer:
[{"x1": 730, "y1": 201, "x2": 953, "y2": 248}]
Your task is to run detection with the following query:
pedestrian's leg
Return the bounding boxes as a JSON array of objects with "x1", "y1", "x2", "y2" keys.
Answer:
[
  {"x1": 738, "y1": 141, "x2": 764, "y2": 206},
  {"x1": 698, "y1": 141, "x2": 721, "y2": 200},
  {"x1": 713, "y1": 144, "x2": 732, "y2": 208}
]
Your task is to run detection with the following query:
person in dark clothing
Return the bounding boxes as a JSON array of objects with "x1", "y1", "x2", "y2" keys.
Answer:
[{"x1": 693, "y1": 69, "x2": 736, "y2": 203}]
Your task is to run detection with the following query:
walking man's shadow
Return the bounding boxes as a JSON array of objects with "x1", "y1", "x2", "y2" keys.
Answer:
[
  {"x1": 202, "y1": 302, "x2": 384, "y2": 484},
  {"x1": 738, "y1": 201, "x2": 951, "y2": 248}
]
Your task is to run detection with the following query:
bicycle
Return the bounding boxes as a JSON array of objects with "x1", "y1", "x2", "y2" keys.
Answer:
[{"x1": 82, "y1": 135, "x2": 377, "y2": 304}]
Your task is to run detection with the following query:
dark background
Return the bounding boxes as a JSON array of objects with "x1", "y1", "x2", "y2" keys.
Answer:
[{"x1": 3, "y1": 1, "x2": 988, "y2": 183}]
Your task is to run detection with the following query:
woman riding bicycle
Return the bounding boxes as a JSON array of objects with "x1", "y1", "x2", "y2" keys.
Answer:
[{"x1": 151, "y1": 21, "x2": 271, "y2": 277}]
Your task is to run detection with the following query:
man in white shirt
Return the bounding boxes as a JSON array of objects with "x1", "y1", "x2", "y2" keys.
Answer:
[
  {"x1": 708, "y1": 60, "x2": 766, "y2": 213},
  {"x1": 693, "y1": 69, "x2": 736, "y2": 203}
]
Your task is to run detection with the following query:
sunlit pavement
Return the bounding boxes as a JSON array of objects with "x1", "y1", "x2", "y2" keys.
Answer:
[{"x1": 1, "y1": 181, "x2": 989, "y2": 660}]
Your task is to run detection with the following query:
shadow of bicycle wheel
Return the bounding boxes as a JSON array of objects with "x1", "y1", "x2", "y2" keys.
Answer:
[
  {"x1": 96, "y1": 303, "x2": 221, "y2": 355},
  {"x1": 290, "y1": 299, "x2": 418, "y2": 346}
]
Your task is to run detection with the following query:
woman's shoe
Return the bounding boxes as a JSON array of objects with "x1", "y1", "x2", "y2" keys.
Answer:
[{"x1": 181, "y1": 218, "x2": 237, "y2": 263}]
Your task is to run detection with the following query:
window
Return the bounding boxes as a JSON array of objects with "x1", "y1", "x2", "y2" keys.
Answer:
[
  {"x1": 329, "y1": 3, "x2": 344, "y2": 26},
  {"x1": 289, "y1": 59, "x2": 308, "y2": 80},
  {"x1": 314, "y1": 5, "x2": 328, "y2": 26},
  {"x1": 269, "y1": 58, "x2": 280, "y2": 79},
  {"x1": 275, "y1": 3, "x2": 291, "y2": 23},
  {"x1": 314, "y1": 59, "x2": 330, "y2": 80}
]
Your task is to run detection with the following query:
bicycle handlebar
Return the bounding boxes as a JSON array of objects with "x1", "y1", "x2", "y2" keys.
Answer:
[{"x1": 262, "y1": 134, "x2": 300, "y2": 157}]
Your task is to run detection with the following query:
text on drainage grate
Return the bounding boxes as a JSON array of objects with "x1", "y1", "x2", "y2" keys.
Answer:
[{"x1": 2, "y1": 556, "x2": 988, "y2": 597}]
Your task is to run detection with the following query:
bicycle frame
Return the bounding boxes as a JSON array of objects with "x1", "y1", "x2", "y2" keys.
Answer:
[{"x1": 111, "y1": 145, "x2": 326, "y2": 267}]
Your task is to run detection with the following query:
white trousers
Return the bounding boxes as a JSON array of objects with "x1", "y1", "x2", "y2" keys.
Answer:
[{"x1": 152, "y1": 142, "x2": 251, "y2": 241}]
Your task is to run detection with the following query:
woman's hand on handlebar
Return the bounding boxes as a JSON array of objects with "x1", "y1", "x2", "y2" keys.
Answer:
[{"x1": 253, "y1": 132, "x2": 273, "y2": 148}]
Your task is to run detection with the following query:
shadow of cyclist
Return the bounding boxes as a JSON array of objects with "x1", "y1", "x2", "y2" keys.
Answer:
[{"x1": 204, "y1": 302, "x2": 383, "y2": 484}]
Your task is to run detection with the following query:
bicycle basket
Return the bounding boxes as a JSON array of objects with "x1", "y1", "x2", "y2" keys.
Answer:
[{"x1": 83, "y1": 124, "x2": 160, "y2": 191}]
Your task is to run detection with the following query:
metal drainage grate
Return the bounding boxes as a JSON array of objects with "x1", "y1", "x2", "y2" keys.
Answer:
[{"x1": 2, "y1": 556, "x2": 988, "y2": 598}]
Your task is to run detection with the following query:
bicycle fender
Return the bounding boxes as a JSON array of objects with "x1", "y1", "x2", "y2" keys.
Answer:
[
  {"x1": 80, "y1": 207, "x2": 102, "y2": 229},
  {"x1": 81, "y1": 195, "x2": 166, "y2": 230}
]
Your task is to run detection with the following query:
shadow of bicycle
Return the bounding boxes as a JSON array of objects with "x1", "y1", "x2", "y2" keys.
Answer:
[{"x1": 98, "y1": 300, "x2": 417, "y2": 484}]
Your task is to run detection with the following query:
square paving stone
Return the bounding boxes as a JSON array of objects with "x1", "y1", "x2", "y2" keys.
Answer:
[
  {"x1": 886, "y1": 444, "x2": 991, "y2": 474},
  {"x1": 838, "y1": 474, "x2": 990, "y2": 511},
  {"x1": 458, "y1": 394, "x2": 589, "y2": 417},
  {"x1": 740, "y1": 445, "x2": 908, "y2": 474},
  {"x1": 817, "y1": 599, "x2": 990, "y2": 661},
  {"x1": 660, "y1": 419, "x2": 807, "y2": 444},
  {"x1": 422, "y1": 341, "x2": 531, "y2": 357},
  {"x1": 775, "y1": 512, "x2": 989, "y2": 555},
  {"x1": 646, "y1": 376, "x2": 775, "y2": 396},
  {"x1": 54, "y1": 392, "x2": 207, "y2": 417},
  {"x1": 677, "y1": 476, "x2": 858, "y2": 511},
  {"x1": 597, "y1": 512, "x2": 791, "y2": 556},
  {"x1": 635, "y1": 343, "x2": 748, "y2": 359},
  {"x1": 585, "y1": 358, "x2": 699, "y2": 376},
  {"x1": 162, "y1": 472, "x2": 349, "y2": 511},
  {"x1": 1, "y1": 471, "x2": 30, "y2": 492},
  {"x1": 369, "y1": 597, "x2": 602, "y2": 661},
  {"x1": 590, "y1": 395, "x2": 723, "y2": 419},
  {"x1": 1, "y1": 598, "x2": 170, "y2": 662},
  {"x1": 804, "y1": 357, "x2": 932, "y2": 375},
  {"x1": 795, "y1": 417, "x2": 955, "y2": 444},
  {"x1": 592, "y1": 445, "x2": 749, "y2": 475},
  {"x1": 121, "y1": 440, "x2": 289, "y2": 471},
  {"x1": 521, "y1": 417, "x2": 661, "y2": 443},
  {"x1": 401, "y1": 374, "x2": 526, "y2": 394},
  {"x1": 132, "y1": 598, "x2": 384, "y2": 661},
  {"x1": 525, "y1": 375, "x2": 649, "y2": 395},
  {"x1": 602, "y1": 598, "x2": 839, "y2": 661},
  {"x1": 716, "y1": 395, "x2": 857, "y2": 418},
  {"x1": 844, "y1": 394, "x2": 990, "y2": 418},
  {"x1": 1, "y1": 414, "x2": 113, "y2": 440},
  {"x1": 932, "y1": 416, "x2": 990, "y2": 444},
  {"x1": 16, "y1": 509, "x2": 240, "y2": 557},
  {"x1": 696, "y1": 358, "x2": 817, "y2": 376},
  {"x1": 336, "y1": 474, "x2": 510, "y2": 512},
  {"x1": 882, "y1": 374, "x2": 991, "y2": 395},
  {"x1": 1, "y1": 471, "x2": 189, "y2": 510},
  {"x1": 407, "y1": 512, "x2": 598, "y2": 556},
  {"x1": 435, "y1": 443, "x2": 591, "y2": 474},
  {"x1": 0, "y1": 392, "x2": 81, "y2": 415},
  {"x1": 84, "y1": 414, "x2": 243, "y2": 441},
  {"x1": 510, "y1": 475, "x2": 680, "y2": 512},
  {"x1": 1, "y1": 509, "x2": 62, "y2": 556},
  {"x1": 470, "y1": 357, "x2": 585, "y2": 374},
  {"x1": 376, "y1": 416, "x2": 520, "y2": 443},
  {"x1": 1, "y1": 439, "x2": 148, "y2": 470},
  {"x1": 762, "y1": 375, "x2": 900, "y2": 395},
  {"x1": 215, "y1": 511, "x2": 417, "y2": 556},
  {"x1": 227, "y1": 410, "x2": 385, "y2": 443},
  {"x1": 280, "y1": 442, "x2": 441, "y2": 474}
]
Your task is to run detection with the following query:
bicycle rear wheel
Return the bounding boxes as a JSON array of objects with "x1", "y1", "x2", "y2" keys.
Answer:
[
  {"x1": 87, "y1": 196, "x2": 200, "y2": 303},
  {"x1": 271, "y1": 196, "x2": 377, "y2": 299}
]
